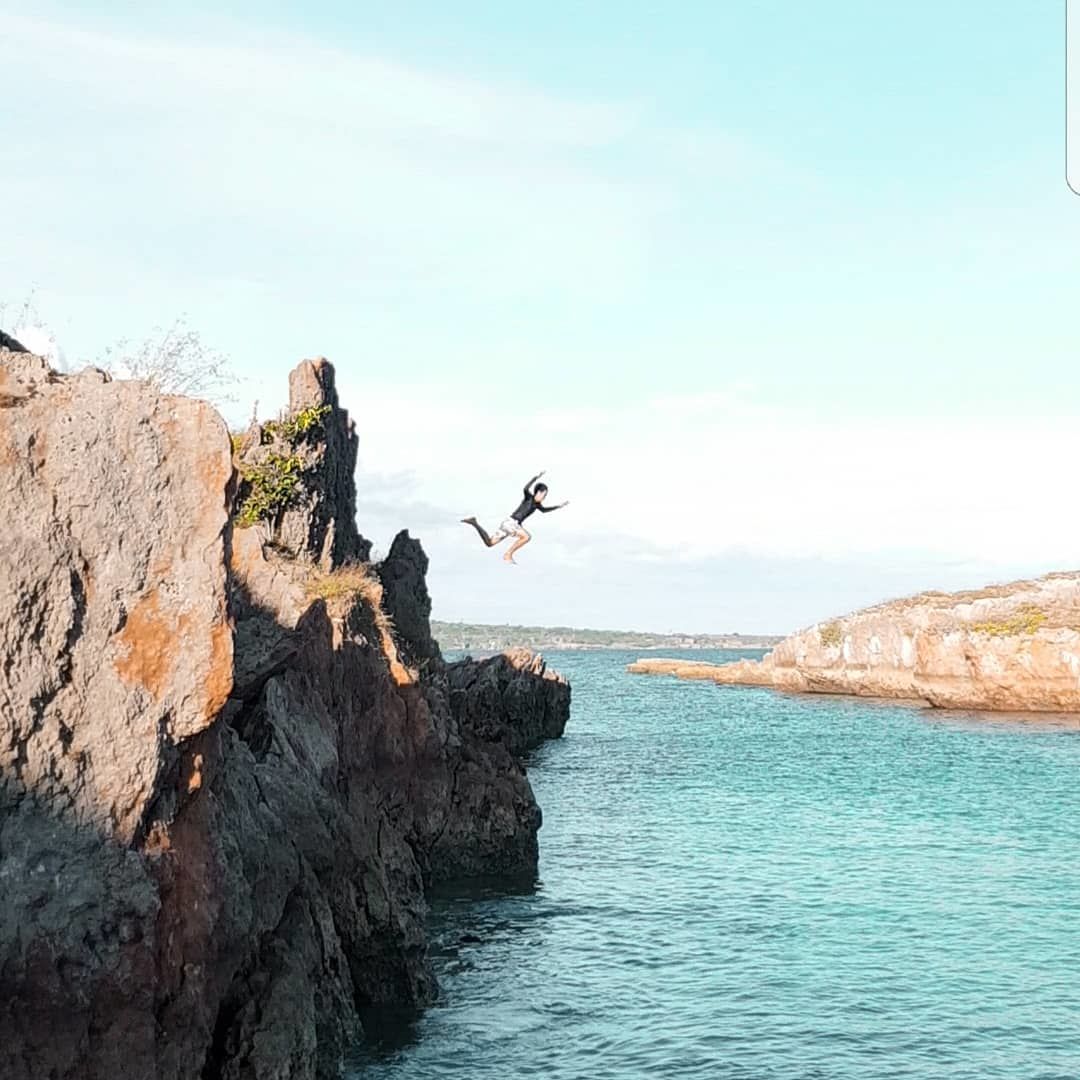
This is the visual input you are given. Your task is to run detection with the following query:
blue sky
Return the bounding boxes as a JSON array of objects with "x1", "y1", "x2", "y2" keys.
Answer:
[{"x1": 2, "y1": 2, "x2": 1078, "y2": 633}]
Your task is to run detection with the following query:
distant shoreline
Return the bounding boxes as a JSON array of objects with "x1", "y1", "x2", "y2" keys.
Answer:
[
  {"x1": 444, "y1": 644, "x2": 775, "y2": 654},
  {"x1": 432, "y1": 620, "x2": 781, "y2": 653}
]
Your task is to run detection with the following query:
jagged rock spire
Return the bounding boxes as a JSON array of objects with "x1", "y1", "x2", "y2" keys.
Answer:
[{"x1": 238, "y1": 358, "x2": 371, "y2": 568}]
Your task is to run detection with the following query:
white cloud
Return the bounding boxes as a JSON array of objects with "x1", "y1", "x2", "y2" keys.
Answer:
[
  {"x1": 0, "y1": 11, "x2": 665, "y2": 305},
  {"x1": 3, "y1": 14, "x2": 633, "y2": 150},
  {"x1": 0, "y1": 9, "x2": 769, "y2": 333},
  {"x1": 345, "y1": 376, "x2": 1080, "y2": 572}
]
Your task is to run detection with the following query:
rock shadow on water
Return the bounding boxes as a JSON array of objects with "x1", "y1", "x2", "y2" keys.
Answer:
[
  {"x1": 350, "y1": 873, "x2": 547, "y2": 1071},
  {"x1": 352, "y1": 1002, "x2": 429, "y2": 1064},
  {"x1": 919, "y1": 708, "x2": 1080, "y2": 733},
  {"x1": 426, "y1": 869, "x2": 541, "y2": 905}
]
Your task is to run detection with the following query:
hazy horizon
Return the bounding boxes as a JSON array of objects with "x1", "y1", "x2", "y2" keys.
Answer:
[{"x1": 430, "y1": 616, "x2": 782, "y2": 638}]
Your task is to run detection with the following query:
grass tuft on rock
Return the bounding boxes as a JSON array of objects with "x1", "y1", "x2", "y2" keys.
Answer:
[
  {"x1": 304, "y1": 563, "x2": 414, "y2": 685},
  {"x1": 306, "y1": 562, "x2": 381, "y2": 605}
]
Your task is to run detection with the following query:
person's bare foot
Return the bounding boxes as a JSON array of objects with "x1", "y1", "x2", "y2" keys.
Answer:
[{"x1": 503, "y1": 553, "x2": 516, "y2": 564}]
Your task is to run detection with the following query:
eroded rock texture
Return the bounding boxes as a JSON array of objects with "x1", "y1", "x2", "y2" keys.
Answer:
[
  {"x1": 0, "y1": 351, "x2": 570, "y2": 1080},
  {"x1": 0, "y1": 350, "x2": 233, "y2": 840},
  {"x1": 235, "y1": 357, "x2": 370, "y2": 568},
  {"x1": 629, "y1": 573, "x2": 1080, "y2": 712},
  {"x1": 448, "y1": 648, "x2": 571, "y2": 757}
]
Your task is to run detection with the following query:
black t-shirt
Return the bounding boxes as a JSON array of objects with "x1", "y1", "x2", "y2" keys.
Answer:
[
  {"x1": 511, "y1": 476, "x2": 557, "y2": 523},
  {"x1": 511, "y1": 495, "x2": 539, "y2": 523}
]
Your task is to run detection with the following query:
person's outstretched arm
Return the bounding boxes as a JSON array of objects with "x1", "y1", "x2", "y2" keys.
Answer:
[
  {"x1": 523, "y1": 470, "x2": 545, "y2": 498},
  {"x1": 537, "y1": 500, "x2": 569, "y2": 513}
]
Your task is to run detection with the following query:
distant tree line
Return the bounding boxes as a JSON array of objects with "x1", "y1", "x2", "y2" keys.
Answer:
[{"x1": 432, "y1": 621, "x2": 780, "y2": 651}]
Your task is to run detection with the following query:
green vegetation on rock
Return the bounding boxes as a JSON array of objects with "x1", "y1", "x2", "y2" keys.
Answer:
[
  {"x1": 819, "y1": 622, "x2": 843, "y2": 648},
  {"x1": 262, "y1": 404, "x2": 331, "y2": 443},
  {"x1": 233, "y1": 405, "x2": 333, "y2": 527},
  {"x1": 235, "y1": 454, "x2": 304, "y2": 528},
  {"x1": 969, "y1": 605, "x2": 1047, "y2": 637}
]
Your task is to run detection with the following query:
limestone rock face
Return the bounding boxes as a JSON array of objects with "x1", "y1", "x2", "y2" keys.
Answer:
[
  {"x1": 1, "y1": 350, "x2": 571, "y2": 1080},
  {"x1": 0, "y1": 349, "x2": 233, "y2": 841},
  {"x1": 629, "y1": 573, "x2": 1080, "y2": 712}
]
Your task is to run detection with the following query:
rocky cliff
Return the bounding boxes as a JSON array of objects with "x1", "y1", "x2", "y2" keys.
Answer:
[
  {"x1": 0, "y1": 349, "x2": 570, "y2": 1080},
  {"x1": 629, "y1": 573, "x2": 1080, "y2": 712}
]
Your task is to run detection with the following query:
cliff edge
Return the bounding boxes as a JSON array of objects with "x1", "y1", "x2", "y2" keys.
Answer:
[
  {"x1": 0, "y1": 349, "x2": 570, "y2": 1080},
  {"x1": 629, "y1": 572, "x2": 1080, "y2": 712}
]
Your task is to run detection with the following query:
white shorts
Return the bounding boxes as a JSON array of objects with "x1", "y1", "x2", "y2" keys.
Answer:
[{"x1": 490, "y1": 517, "x2": 529, "y2": 543}]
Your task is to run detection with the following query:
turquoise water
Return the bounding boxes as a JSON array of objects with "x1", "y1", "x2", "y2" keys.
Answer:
[{"x1": 352, "y1": 649, "x2": 1080, "y2": 1079}]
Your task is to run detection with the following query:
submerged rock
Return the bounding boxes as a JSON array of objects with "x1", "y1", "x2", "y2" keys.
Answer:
[
  {"x1": 629, "y1": 572, "x2": 1080, "y2": 712},
  {"x1": 0, "y1": 350, "x2": 570, "y2": 1079}
]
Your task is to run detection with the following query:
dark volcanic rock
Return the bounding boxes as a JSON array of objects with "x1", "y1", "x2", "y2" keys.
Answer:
[
  {"x1": 377, "y1": 529, "x2": 440, "y2": 670},
  {"x1": 448, "y1": 649, "x2": 571, "y2": 757},
  {"x1": 404, "y1": 647, "x2": 571, "y2": 884},
  {"x1": 0, "y1": 353, "x2": 571, "y2": 1080},
  {"x1": 1, "y1": 803, "x2": 161, "y2": 1080},
  {"x1": 0, "y1": 328, "x2": 27, "y2": 351}
]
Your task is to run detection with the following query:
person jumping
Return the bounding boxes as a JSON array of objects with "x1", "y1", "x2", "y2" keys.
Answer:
[{"x1": 462, "y1": 471, "x2": 569, "y2": 564}]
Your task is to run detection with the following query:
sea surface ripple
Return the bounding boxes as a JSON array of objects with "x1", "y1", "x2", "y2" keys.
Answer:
[{"x1": 350, "y1": 649, "x2": 1080, "y2": 1079}]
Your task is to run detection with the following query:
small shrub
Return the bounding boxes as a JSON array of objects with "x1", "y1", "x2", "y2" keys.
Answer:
[
  {"x1": 969, "y1": 605, "x2": 1046, "y2": 637},
  {"x1": 101, "y1": 316, "x2": 235, "y2": 401},
  {"x1": 232, "y1": 404, "x2": 331, "y2": 523},
  {"x1": 819, "y1": 622, "x2": 843, "y2": 648},
  {"x1": 262, "y1": 404, "x2": 331, "y2": 444},
  {"x1": 235, "y1": 453, "x2": 304, "y2": 528}
]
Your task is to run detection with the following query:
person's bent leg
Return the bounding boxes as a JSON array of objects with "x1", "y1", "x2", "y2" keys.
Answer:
[{"x1": 504, "y1": 530, "x2": 531, "y2": 563}]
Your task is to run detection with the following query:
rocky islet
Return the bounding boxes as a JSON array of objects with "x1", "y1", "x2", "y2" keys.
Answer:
[{"x1": 630, "y1": 573, "x2": 1080, "y2": 712}]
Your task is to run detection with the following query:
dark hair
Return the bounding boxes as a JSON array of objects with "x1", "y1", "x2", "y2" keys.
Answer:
[{"x1": 534, "y1": 482, "x2": 549, "y2": 495}]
